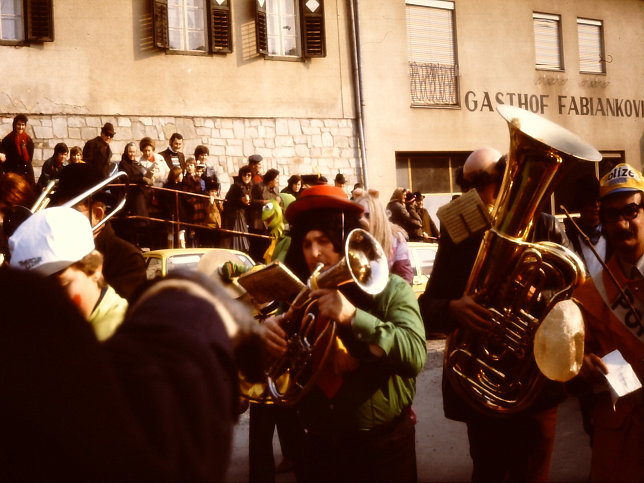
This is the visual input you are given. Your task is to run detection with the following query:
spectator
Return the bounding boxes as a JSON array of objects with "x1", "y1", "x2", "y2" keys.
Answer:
[
  {"x1": 0, "y1": 172, "x2": 36, "y2": 262},
  {"x1": 334, "y1": 172, "x2": 347, "y2": 190},
  {"x1": 69, "y1": 145, "x2": 85, "y2": 164},
  {"x1": 37, "y1": 142, "x2": 69, "y2": 191},
  {"x1": 404, "y1": 191, "x2": 424, "y2": 242},
  {"x1": 1, "y1": 114, "x2": 35, "y2": 187},
  {"x1": 354, "y1": 190, "x2": 414, "y2": 283},
  {"x1": 249, "y1": 154, "x2": 264, "y2": 184},
  {"x1": 414, "y1": 192, "x2": 440, "y2": 241},
  {"x1": 183, "y1": 158, "x2": 208, "y2": 247},
  {"x1": 350, "y1": 182, "x2": 364, "y2": 200},
  {"x1": 221, "y1": 165, "x2": 252, "y2": 253},
  {"x1": 249, "y1": 168, "x2": 282, "y2": 262},
  {"x1": 117, "y1": 142, "x2": 151, "y2": 248},
  {"x1": 159, "y1": 132, "x2": 186, "y2": 172},
  {"x1": 281, "y1": 174, "x2": 302, "y2": 199},
  {"x1": 387, "y1": 187, "x2": 422, "y2": 240},
  {"x1": 139, "y1": 137, "x2": 169, "y2": 188},
  {"x1": 83, "y1": 122, "x2": 115, "y2": 178}
]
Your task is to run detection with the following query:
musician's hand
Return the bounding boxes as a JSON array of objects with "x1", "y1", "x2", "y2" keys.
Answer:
[
  {"x1": 309, "y1": 288, "x2": 356, "y2": 326},
  {"x1": 263, "y1": 314, "x2": 288, "y2": 358},
  {"x1": 579, "y1": 353, "x2": 609, "y2": 384},
  {"x1": 448, "y1": 295, "x2": 494, "y2": 332}
]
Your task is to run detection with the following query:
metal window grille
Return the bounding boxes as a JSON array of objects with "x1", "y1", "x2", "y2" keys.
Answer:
[
  {"x1": 406, "y1": 1, "x2": 458, "y2": 106},
  {"x1": 578, "y1": 18, "x2": 604, "y2": 74}
]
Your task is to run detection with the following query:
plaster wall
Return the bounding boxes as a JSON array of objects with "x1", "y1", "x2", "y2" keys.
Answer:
[{"x1": 357, "y1": 0, "x2": 644, "y2": 197}]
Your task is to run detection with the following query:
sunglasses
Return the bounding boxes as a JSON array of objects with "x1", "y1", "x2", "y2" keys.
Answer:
[{"x1": 602, "y1": 202, "x2": 643, "y2": 224}]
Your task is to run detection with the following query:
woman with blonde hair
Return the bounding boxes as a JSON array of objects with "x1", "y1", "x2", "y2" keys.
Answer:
[{"x1": 354, "y1": 190, "x2": 414, "y2": 283}]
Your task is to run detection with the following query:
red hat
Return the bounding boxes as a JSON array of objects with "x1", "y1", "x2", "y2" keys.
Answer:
[{"x1": 285, "y1": 185, "x2": 363, "y2": 224}]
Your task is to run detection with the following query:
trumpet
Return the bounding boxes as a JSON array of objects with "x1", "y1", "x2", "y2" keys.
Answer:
[{"x1": 60, "y1": 171, "x2": 128, "y2": 232}]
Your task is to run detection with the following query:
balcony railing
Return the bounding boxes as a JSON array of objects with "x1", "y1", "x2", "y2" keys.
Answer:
[{"x1": 408, "y1": 62, "x2": 458, "y2": 106}]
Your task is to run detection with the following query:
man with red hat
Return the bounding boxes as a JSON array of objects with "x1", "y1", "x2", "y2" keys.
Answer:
[
  {"x1": 573, "y1": 163, "x2": 643, "y2": 482},
  {"x1": 263, "y1": 185, "x2": 426, "y2": 482}
]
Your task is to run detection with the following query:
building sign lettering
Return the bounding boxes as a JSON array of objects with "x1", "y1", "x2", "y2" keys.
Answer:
[{"x1": 464, "y1": 90, "x2": 644, "y2": 118}]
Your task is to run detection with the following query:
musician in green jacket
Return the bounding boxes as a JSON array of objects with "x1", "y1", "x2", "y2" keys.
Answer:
[{"x1": 263, "y1": 185, "x2": 427, "y2": 483}]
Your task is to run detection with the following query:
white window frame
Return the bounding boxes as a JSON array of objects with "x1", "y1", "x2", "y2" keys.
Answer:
[
  {"x1": 266, "y1": 0, "x2": 301, "y2": 57},
  {"x1": 0, "y1": 0, "x2": 24, "y2": 41},
  {"x1": 168, "y1": 0, "x2": 207, "y2": 53},
  {"x1": 406, "y1": 0, "x2": 458, "y2": 107},
  {"x1": 533, "y1": 12, "x2": 563, "y2": 71},
  {"x1": 577, "y1": 18, "x2": 605, "y2": 74}
]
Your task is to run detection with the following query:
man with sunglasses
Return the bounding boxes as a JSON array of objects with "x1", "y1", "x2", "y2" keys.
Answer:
[
  {"x1": 573, "y1": 163, "x2": 643, "y2": 483},
  {"x1": 83, "y1": 122, "x2": 115, "y2": 178}
]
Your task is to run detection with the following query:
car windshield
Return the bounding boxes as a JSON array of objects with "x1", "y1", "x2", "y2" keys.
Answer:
[
  {"x1": 414, "y1": 247, "x2": 437, "y2": 276},
  {"x1": 167, "y1": 254, "x2": 203, "y2": 274}
]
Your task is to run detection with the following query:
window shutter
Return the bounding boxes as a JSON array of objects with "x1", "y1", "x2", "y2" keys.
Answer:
[
  {"x1": 578, "y1": 19, "x2": 604, "y2": 74},
  {"x1": 255, "y1": 0, "x2": 268, "y2": 55},
  {"x1": 533, "y1": 13, "x2": 562, "y2": 70},
  {"x1": 300, "y1": 0, "x2": 325, "y2": 58},
  {"x1": 26, "y1": 0, "x2": 54, "y2": 42},
  {"x1": 209, "y1": 0, "x2": 232, "y2": 53},
  {"x1": 153, "y1": 0, "x2": 169, "y2": 49}
]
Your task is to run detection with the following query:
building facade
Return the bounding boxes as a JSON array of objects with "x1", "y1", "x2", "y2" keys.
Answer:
[{"x1": 1, "y1": 0, "x2": 642, "y2": 219}]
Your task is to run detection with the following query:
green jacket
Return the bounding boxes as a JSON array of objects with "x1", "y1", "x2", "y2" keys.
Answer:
[{"x1": 299, "y1": 274, "x2": 427, "y2": 435}]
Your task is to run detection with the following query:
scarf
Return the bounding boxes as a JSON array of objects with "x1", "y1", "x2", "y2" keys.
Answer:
[
  {"x1": 14, "y1": 132, "x2": 31, "y2": 163},
  {"x1": 577, "y1": 220, "x2": 603, "y2": 245}
]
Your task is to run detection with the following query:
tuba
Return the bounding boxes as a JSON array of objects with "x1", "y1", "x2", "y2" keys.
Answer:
[
  {"x1": 445, "y1": 105, "x2": 601, "y2": 415},
  {"x1": 243, "y1": 228, "x2": 389, "y2": 406}
]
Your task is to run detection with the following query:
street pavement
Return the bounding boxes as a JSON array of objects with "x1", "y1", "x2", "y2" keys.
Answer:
[{"x1": 225, "y1": 339, "x2": 592, "y2": 483}]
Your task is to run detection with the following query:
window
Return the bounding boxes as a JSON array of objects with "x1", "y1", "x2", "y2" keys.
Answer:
[
  {"x1": 406, "y1": 0, "x2": 458, "y2": 107},
  {"x1": 533, "y1": 12, "x2": 563, "y2": 71},
  {"x1": 153, "y1": 0, "x2": 232, "y2": 54},
  {"x1": 0, "y1": 0, "x2": 53, "y2": 44},
  {"x1": 395, "y1": 152, "x2": 469, "y2": 195},
  {"x1": 577, "y1": 18, "x2": 605, "y2": 74},
  {"x1": 255, "y1": 0, "x2": 326, "y2": 58}
]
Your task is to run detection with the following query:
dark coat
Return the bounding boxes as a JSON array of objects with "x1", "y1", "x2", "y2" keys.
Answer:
[
  {"x1": 1, "y1": 131, "x2": 35, "y2": 186},
  {"x1": 95, "y1": 223, "x2": 147, "y2": 302},
  {"x1": 159, "y1": 148, "x2": 186, "y2": 172},
  {"x1": 83, "y1": 136, "x2": 112, "y2": 178}
]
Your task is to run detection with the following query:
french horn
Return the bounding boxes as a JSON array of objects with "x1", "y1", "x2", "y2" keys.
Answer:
[
  {"x1": 242, "y1": 228, "x2": 389, "y2": 406},
  {"x1": 445, "y1": 105, "x2": 601, "y2": 415}
]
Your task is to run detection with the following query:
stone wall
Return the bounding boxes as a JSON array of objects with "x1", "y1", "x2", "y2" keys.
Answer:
[{"x1": 0, "y1": 115, "x2": 362, "y2": 194}]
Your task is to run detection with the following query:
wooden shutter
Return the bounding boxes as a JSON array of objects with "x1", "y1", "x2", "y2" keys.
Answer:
[
  {"x1": 255, "y1": 0, "x2": 268, "y2": 54},
  {"x1": 300, "y1": 0, "x2": 325, "y2": 58},
  {"x1": 26, "y1": 0, "x2": 54, "y2": 42},
  {"x1": 153, "y1": 0, "x2": 169, "y2": 49},
  {"x1": 209, "y1": 0, "x2": 232, "y2": 53}
]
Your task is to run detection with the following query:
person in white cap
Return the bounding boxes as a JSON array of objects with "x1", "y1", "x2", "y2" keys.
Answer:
[
  {"x1": 573, "y1": 163, "x2": 643, "y2": 482},
  {"x1": 9, "y1": 206, "x2": 128, "y2": 341}
]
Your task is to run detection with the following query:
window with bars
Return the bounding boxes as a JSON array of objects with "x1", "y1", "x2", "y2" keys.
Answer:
[
  {"x1": 153, "y1": 0, "x2": 232, "y2": 54},
  {"x1": 406, "y1": 0, "x2": 458, "y2": 107},
  {"x1": 533, "y1": 12, "x2": 563, "y2": 71},
  {"x1": 255, "y1": 0, "x2": 326, "y2": 58},
  {"x1": 577, "y1": 18, "x2": 605, "y2": 74},
  {"x1": 0, "y1": 0, "x2": 53, "y2": 44}
]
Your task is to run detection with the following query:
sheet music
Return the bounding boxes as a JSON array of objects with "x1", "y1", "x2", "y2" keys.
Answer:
[
  {"x1": 436, "y1": 190, "x2": 492, "y2": 244},
  {"x1": 602, "y1": 349, "x2": 642, "y2": 406},
  {"x1": 237, "y1": 261, "x2": 306, "y2": 305}
]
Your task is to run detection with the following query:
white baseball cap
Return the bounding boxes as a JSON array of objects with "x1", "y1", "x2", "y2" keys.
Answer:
[{"x1": 9, "y1": 207, "x2": 95, "y2": 276}]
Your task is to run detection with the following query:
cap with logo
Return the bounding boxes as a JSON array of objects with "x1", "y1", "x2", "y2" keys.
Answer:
[{"x1": 599, "y1": 163, "x2": 644, "y2": 199}]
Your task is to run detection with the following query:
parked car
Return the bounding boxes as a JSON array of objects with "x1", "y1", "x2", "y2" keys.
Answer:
[
  {"x1": 142, "y1": 247, "x2": 254, "y2": 280},
  {"x1": 407, "y1": 241, "x2": 439, "y2": 297}
]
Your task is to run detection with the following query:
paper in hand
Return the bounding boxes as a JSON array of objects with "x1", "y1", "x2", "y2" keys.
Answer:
[{"x1": 602, "y1": 349, "x2": 642, "y2": 408}]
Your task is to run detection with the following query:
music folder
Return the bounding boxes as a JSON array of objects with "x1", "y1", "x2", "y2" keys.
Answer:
[
  {"x1": 436, "y1": 190, "x2": 493, "y2": 244},
  {"x1": 237, "y1": 260, "x2": 307, "y2": 305}
]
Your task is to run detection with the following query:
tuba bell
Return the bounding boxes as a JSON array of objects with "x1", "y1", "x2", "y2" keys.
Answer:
[
  {"x1": 243, "y1": 228, "x2": 389, "y2": 406},
  {"x1": 445, "y1": 105, "x2": 601, "y2": 415}
]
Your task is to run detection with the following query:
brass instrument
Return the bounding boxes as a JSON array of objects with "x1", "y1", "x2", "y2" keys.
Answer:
[
  {"x1": 61, "y1": 171, "x2": 128, "y2": 232},
  {"x1": 445, "y1": 105, "x2": 601, "y2": 415},
  {"x1": 243, "y1": 228, "x2": 389, "y2": 406}
]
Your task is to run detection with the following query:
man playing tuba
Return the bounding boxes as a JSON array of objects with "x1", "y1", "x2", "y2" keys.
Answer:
[
  {"x1": 418, "y1": 147, "x2": 572, "y2": 482},
  {"x1": 262, "y1": 185, "x2": 427, "y2": 483}
]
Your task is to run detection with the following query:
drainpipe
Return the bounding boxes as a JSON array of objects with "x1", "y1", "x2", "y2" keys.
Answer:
[{"x1": 348, "y1": 0, "x2": 369, "y2": 188}]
